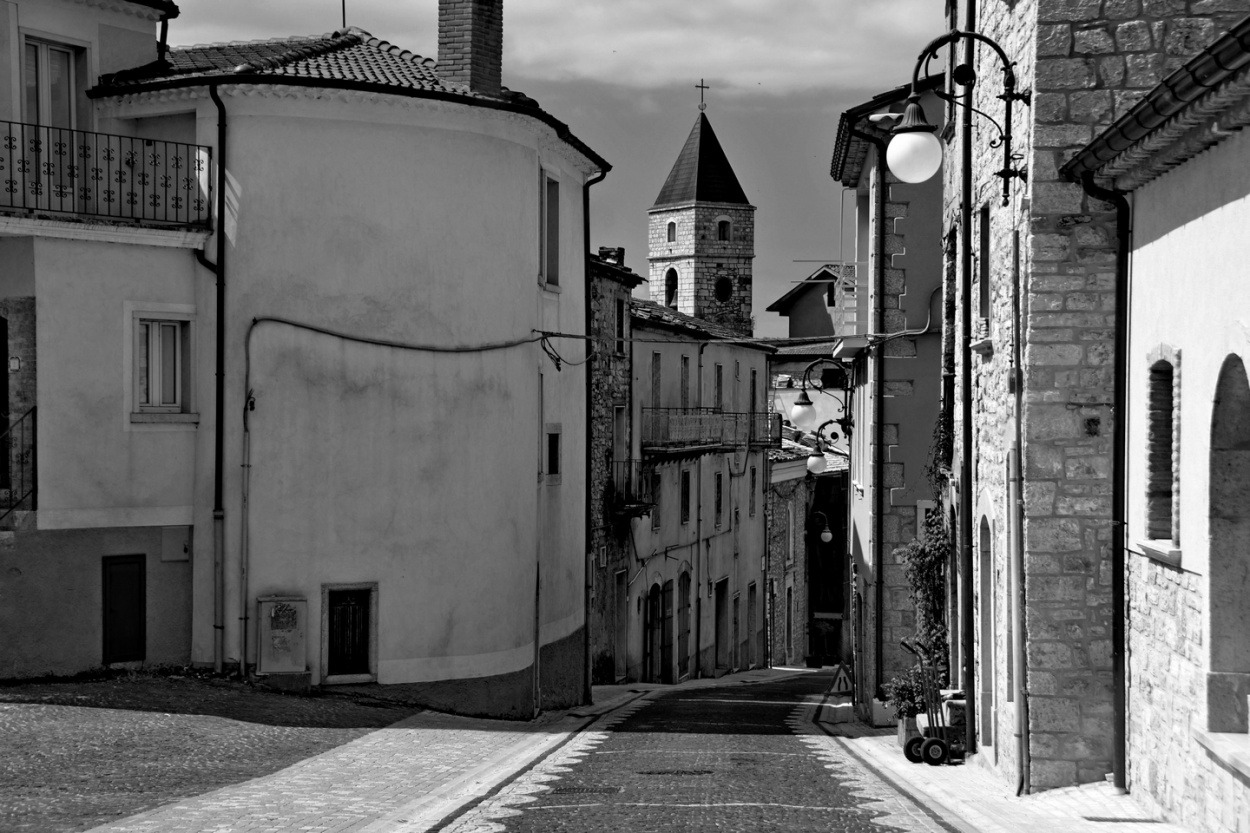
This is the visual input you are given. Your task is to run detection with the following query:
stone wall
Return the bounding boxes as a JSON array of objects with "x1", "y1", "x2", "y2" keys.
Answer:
[
  {"x1": 587, "y1": 267, "x2": 636, "y2": 683},
  {"x1": 647, "y1": 202, "x2": 755, "y2": 335}
]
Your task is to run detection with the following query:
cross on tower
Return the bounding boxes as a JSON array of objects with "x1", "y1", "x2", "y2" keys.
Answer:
[{"x1": 696, "y1": 79, "x2": 709, "y2": 111}]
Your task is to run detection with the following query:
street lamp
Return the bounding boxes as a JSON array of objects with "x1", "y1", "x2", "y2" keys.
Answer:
[
  {"x1": 806, "y1": 419, "x2": 842, "y2": 474},
  {"x1": 812, "y1": 511, "x2": 834, "y2": 544},
  {"x1": 885, "y1": 29, "x2": 1030, "y2": 205}
]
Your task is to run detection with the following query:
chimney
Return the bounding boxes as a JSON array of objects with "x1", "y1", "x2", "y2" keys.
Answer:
[
  {"x1": 598, "y1": 246, "x2": 625, "y2": 267},
  {"x1": 438, "y1": 0, "x2": 503, "y2": 96}
]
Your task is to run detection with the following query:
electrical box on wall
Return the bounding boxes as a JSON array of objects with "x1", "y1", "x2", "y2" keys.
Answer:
[{"x1": 256, "y1": 596, "x2": 307, "y2": 674}]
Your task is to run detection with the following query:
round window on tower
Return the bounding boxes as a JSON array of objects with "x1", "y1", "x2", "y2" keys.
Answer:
[{"x1": 714, "y1": 277, "x2": 734, "y2": 302}]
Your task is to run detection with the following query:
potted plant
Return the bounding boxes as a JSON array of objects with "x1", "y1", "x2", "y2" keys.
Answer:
[{"x1": 883, "y1": 666, "x2": 925, "y2": 746}]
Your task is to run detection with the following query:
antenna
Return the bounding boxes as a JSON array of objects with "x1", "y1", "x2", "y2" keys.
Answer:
[{"x1": 342, "y1": 0, "x2": 346, "y2": 28}]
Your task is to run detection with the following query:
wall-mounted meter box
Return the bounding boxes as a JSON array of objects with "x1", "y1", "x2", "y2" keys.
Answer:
[{"x1": 256, "y1": 595, "x2": 307, "y2": 674}]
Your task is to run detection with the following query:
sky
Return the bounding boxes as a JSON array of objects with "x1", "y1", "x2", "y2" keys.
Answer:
[{"x1": 169, "y1": 1, "x2": 947, "y2": 337}]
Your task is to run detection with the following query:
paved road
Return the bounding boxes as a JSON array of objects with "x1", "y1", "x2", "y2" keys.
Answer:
[{"x1": 441, "y1": 672, "x2": 956, "y2": 833}]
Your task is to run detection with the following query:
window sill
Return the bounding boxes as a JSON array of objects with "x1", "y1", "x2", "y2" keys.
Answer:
[
  {"x1": 539, "y1": 280, "x2": 562, "y2": 294},
  {"x1": 1136, "y1": 538, "x2": 1182, "y2": 567},
  {"x1": 1193, "y1": 728, "x2": 1250, "y2": 783},
  {"x1": 322, "y1": 673, "x2": 375, "y2": 685},
  {"x1": 970, "y1": 337, "x2": 994, "y2": 357},
  {"x1": 131, "y1": 412, "x2": 200, "y2": 424}
]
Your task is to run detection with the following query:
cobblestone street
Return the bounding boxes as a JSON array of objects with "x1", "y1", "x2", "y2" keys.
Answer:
[{"x1": 441, "y1": 672, "x2": 953, "y2": 833}]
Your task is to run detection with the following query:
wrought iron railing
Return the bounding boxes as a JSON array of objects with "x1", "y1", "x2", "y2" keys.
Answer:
[
  {"x1": 609, "y1": 459, "x2": 655, "y2": 508},
  {"x1": 641, "y1": 408, "x2": 781, "y2": 449},
  {"x1": 0, "y1": 122, "x2": 212, "y2": 227},
  {"x1": 0, "y1": 406, "x2": 36, "y2": 524}
]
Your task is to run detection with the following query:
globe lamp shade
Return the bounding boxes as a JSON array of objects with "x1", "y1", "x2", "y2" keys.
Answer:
[
  {"x1": 820, "y1": 527, "x2": 834, "y2": 544},
  {"x1": 886, "y1": 96, "x2": 942, "y2": 184},
  {"x1": 790, "y1": 389, "x2": 817, "y2": 431},
  {"x1": 807, "y1": 452, "x2": 827, "y2": 474}
]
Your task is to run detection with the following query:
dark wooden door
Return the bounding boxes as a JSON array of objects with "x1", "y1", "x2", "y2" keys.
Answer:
[
  {"x1": 327, "y1": 589, "x2": 370, "y2": 675},
  {"x1": 714, "y1": 580, "x2": 728, "y2": 669},
  {"x1": 102, "y1": 555, "x2": 145, "y2": 664}
]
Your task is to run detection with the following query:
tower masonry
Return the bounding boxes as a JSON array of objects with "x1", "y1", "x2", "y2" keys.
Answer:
[{"x1": 648, "y1": 112, "x2": 755, "y2": 336}]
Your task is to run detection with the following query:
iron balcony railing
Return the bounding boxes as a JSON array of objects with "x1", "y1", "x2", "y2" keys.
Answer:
[
  {"x1": 609, "y1": 459, "x2": 655, "y2": 508},
  {"x1": 641, "y1": 408, "x2": 782, "y2": 450},
  {"x1": 0, "y1": 405, "x2": 35, "y2": 524},
  {"x1": 1, "y1": 122, "x2": 212, "y2": 227}
]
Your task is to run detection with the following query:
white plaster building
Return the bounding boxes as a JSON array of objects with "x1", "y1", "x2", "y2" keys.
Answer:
[{"x1": 0, "y1": 0, "x2": 606, "y2": 718}]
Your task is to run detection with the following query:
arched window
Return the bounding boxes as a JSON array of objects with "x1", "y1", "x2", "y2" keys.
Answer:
[
  {"x1": 717, "y1": 219, "x2": 731, "y2": 241},
  {"x1": 666, "y1": 221, "x2": 676, "y2": 243},
  {"x1": 1146, "y1": 354, "x2": 1179, "y2": 543},
  {"x1": 1208, "y1": 354, "x2": 1250, "y2": 733},
  {"x1": 665, "y1": 268, "x2": 678, "y2": 308}
]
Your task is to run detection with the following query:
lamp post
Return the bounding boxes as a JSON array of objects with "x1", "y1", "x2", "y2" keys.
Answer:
[
  {"x1": 887, "y1": 26, "x2": 1030, "y2": 763},
  {"x1": 811, "y1": 511, "x2": 834, "y2": 544}
]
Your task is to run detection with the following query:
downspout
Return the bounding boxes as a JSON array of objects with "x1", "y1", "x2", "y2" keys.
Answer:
[
  {"x1": 695, "y1": 340, "x2": 709, "y2": 677},
  {"x1": 1078, "y1": 172, "x2": 1129, "y2": 793},
  {"x1": 193, "y1": 82, "x2": 228, "y2": 674},
  {"x1": 959, "y1": 0, "x2": 978, "y2": 758},
  {"x1": 1011, "y1": 229, "x2": 1030, "y2": 794},
  {"x1": 583, "y1": 169, "x2": 607, "y2": 705},
  {"x1": 850, "y1": 126, "x2": 887, "y2": 701}
]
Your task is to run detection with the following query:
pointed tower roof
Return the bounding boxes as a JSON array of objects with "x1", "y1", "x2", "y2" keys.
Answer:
[{"x1": 651, "y1": 112, "x2": 749, "y2": 208}]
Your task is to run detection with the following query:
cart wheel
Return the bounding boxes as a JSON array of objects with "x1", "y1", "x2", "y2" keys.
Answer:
[
  {"x1": 921, "y1": 737, "x2": 949, "y2": 765},
  {"x1": 903, "y1": 735, "x2": 925, "y2": 764}
]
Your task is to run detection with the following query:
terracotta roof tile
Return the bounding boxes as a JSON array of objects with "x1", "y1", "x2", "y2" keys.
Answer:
[{"x1": 631, "y1": 299, "x2": 773, "y2": 350}]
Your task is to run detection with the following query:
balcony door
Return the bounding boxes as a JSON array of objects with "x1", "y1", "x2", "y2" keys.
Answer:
[
  {"x1": 19, "y1": 39, "x2": 77, "y2": 214},
  {"x1": 24, "y1": 39, "x2": 74, "y2": 129}
]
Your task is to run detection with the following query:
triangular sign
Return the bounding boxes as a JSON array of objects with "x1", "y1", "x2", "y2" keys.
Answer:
[{"x1": 830, "y1": 663, "x2": 853, "y2": 694}]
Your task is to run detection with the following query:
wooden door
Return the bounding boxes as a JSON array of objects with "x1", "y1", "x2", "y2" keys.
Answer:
[
  {"x1": 102, "y1": 555, "x2": 145, "y2": 664},
  {"x1": 714, "y1": 580, "x2": 728, "y2": 669},
  {"x1": 327, "y1": 589, "x2": 371, "y2": 675},
  {"x1": 661, "y1": 580, "x2": 674, "y2": 684}
]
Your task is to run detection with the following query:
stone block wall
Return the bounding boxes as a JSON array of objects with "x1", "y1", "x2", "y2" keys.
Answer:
[
  {"x1": 587, "y1": 267, "x2": 635, "y2": 683},
  {"x1": 942, "y1": 0, "x2": 1248, "y2": 791},
  {"x1": 647, "y1": 202, "x2": 755, "y2": 335}
]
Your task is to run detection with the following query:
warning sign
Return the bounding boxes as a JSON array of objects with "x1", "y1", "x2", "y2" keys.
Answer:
[{"x1": 829, "y1": 663, "x2": 853, "y2": 694}]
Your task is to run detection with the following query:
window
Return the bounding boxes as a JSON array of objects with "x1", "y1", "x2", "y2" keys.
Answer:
[
  {"x1": 717, "y1": 219, "x2": 731, "y2": 242},
  {"x1": 714, "y1": 277, "x2": 734, "y2": 302},
  {"x1": 714, "y1": 364, "x2": 724, "y2": 411},
  {"x1": 614, "y1": 298, "x2": 626, "y2": 355},
  {"x1": 978, "y1": 204, "x2": 991, "y2": 329},
  {"x1": 714, "y1": 472, "x2": 723, "y2": 527},
  {"x1": 651, "y1": 352, "x2": 661, "y2": 406},
  {"x1": 786, "y1": 505, "x2": 794, "y2": 564},
  {"x1": 681, "y1": 355, "x2": 690, "y2": 409},
  {"x1": 680, "y1": 469, "x2": 691, "y2": 524},
  {"x1": 651, "y1": 469, "x2": 662, "y2": 530},
  {"x1": 134, "y1": 316, "x2": 193, "y2": 416},
  {"x1": 546, "y1": 430, "x2": 561, "y2": 481},
  {"x1": 666, "y1": 221, "x2": 676, "y2": 243},
  {"x1": 541, "y1": 174, "x2": 560, "y2": 286},
  {"x1": 1147, "y1": 353, "x2": 1179, "y2": 543},
  {"x1": 749, "y1": 466, "x2": 757, "y2": 516},
  {"x1": 24, "y1": 38, "x2": 76, "y2": 128},
  {"x1": 750, "y1": 369, "x2": 758, "y2": 414},
  {"x1": 665, "y1": 268, "x2": 678, "y2": 308}
]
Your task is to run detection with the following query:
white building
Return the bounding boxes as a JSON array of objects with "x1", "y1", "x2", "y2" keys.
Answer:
[{"x1": 0, "y1": 0, "x2": 605, "y2": 717}]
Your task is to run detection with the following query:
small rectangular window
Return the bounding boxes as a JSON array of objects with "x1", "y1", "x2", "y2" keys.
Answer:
[
  {"x1": 681, "y1": 355, "x2": 690, "y2": 409},
  {"x1": 651, "y1": 352, "x2": 662, "y2": 406},
  {"x1": 978, "y1": 204, "x2": 991, "y2": 326},
  {"x1": 614, "y1": 298, "x2": 626, "y2": 355},
  {"x1": 135, "y1": 317, "x2": 192, "y2": 414},
  {"x1": 714, "y1": 472, "x2": 723, "y2": 527},
  {"x1": 541, "y1": 174, "x2": 560, "y2": 286},
  {"x1": 714, "y1": 364, "x2": 723, "y2": 411},
  {"x1": 750, "y1": 369, "x2": 758, "y2": 414},
  {"x1": 651, "y1": 469, "x2": 662, "y2": 530},
  {"x1": 680, "y1": 469, "x2": 691, "y2": 525},
  {"x1": 546, "y1": 429, "x2": 561, "y2": 481}
]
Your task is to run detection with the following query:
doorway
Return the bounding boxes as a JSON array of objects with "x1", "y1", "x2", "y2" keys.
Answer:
[
  {"x1": 677, "y1": 572, "x2": 690, "y2": 678},
  {"x1": 747, "y1": 583, "x2": 757, "y2": 669},
  {"x1": 714, "y1": 579, "x2": 729, "y2": 671},
  {"x1": 645, "y1": 583, "x2": 662, "y2": 682},
  {"x1": 661, "y1": 580, "x2": 674, "y2": 683},
  {"x1": 324, "y1": 586, "x2": 375, "y2": 680},
  {"x1": 102, "y1": 555, "x2": 145, "y2": 664},
  {"x1": 614, "y1": 571, "x2": 628, "y2": 681},
  {"x1": 978, "y1": 517, "x2": 996, "y2": 750}
]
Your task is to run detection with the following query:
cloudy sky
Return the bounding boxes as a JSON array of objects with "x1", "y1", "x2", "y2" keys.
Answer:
[{"x1": 170, "y1": 1, "x2": 946, "y2": 337}]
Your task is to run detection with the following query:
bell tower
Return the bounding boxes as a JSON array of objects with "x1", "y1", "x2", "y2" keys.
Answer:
[{"x1": 647, "y1": 108, "x2": 755, "y2": 335}]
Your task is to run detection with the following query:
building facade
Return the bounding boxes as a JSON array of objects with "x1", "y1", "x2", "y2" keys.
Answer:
[
  {"x1": 933, "y1": 0, "x2": 1250, "y2": 795},
  {"x1": 0, "y1": 0, "x2": 605, "y2": 718},
  {"x1": 828, "y1": 79, "x2": 946, "y2": 723},
  {"x1": 1062, "y1": 17, "x2": 1250, "y2": 829}
]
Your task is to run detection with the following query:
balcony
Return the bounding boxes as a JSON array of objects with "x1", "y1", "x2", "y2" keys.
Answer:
[
  {"x1": 0, "y1": 122, "x2": 212, "y2": 228},
  {"x1": 607, "y1": 459, "x2": 654, "y2": 529},
  {"x1": 641, "y1": 408, "x2": 781, "y2": 452}
]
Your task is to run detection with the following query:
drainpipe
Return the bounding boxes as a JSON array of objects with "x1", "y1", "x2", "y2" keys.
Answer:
[
  {"x1": 1078, "y1": 172, "x2": 1129, "y2": 793},
  {"x1": 193, "y1": 82, "x2": 228, "y2": 674},
  {"x1": 1010, "y1": 229, "x2": 1030, "y2": 794},
  {"x1": 851, "y1": 126, "x2": 887, "y2": 702},
  {"x1": 959, "y1": 0, "x2": 978, "y2": 758},
  {"x1": 583, "y1": 170, "x2": 607, "y2": 705},
  {"x1": 695, "y1": 340, "x2": 709, "y2": 676}
]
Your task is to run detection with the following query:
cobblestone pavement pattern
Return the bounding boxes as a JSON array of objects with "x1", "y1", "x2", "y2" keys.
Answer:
[
  {"x1": 441, "y1": 672, "x2": 953, "y2": 833},
  {"x1": 0, "y1": 672, "x2": 424, "y2": 833}
]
